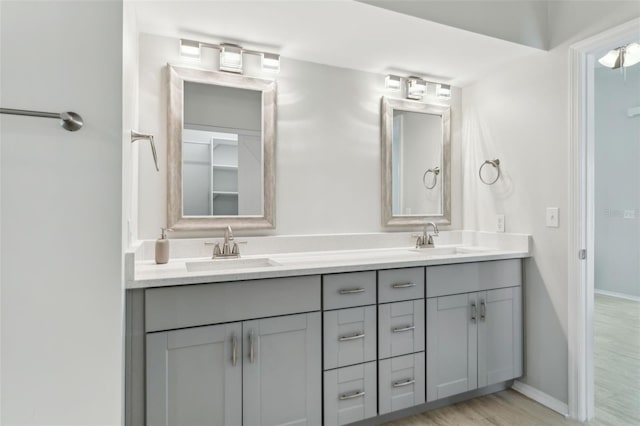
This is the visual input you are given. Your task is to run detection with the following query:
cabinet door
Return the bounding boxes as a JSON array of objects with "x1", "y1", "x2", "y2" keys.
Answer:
[
  {"x1": 243, "y1": 312, "x2": 322, "y2": 426},
  {"x1": 478, "y1": 286, "x2": 523, "y2": 387},
  {"x1": 426, "y1": 293, "x2": 478, "y2": 402},
  {"x1": 146, "y1": 323, "x2": 242, "y2": 426},
  {"x1": 378, "y1": 300, "x2": 425, "y2": 359}
]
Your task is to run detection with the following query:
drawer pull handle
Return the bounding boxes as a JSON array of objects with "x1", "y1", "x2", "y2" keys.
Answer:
[
  {"x1": 339, "y1": 390, "x2": 365, "y2": 400},
  {"x1": 392, "y1": 379, "x2": 415, "y2": 388},
  {"x1": 231, "y1": 335, "x2": 238, "y2": 367},
  {"x1": 249, "y1": 332, "x2": 255, "y2": 363},
  {"x1": 392, "y1": 325, "x2": 415, "y2": 333},
  {"x1": 338, "y1": 332, "x2": 365, "y2": 342},
  {"x1": 392, "y1": 282, "x2": 415, "y2": 289},
  {"x1": 480, "y1": 299, "x2": 486, "y2": 320},
  {"x1": 471, "y1": 301, "x2": 477, "y2": 323},
  {"x1": 339, "y1": 288, "x2": 365, "y2": 295}
]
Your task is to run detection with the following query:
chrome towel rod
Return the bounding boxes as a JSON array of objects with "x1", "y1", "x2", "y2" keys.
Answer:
[{"x1": 0, "y1": 108, "x2": 83, "y2": 131}]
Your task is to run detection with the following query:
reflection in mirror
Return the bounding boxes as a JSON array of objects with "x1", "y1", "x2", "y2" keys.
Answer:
[
  {"x1": 382, "y1": 97, "x2": 451, "y2": 227},
  {"x1": 168, "y1": 65, "x2": 275, "y2": 230}
]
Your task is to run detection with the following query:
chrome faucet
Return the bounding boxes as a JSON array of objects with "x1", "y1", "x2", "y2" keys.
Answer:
[
  {"x1": 414, "y1": 222, "x2": 439, "y2": 248},
  {"x1": 206, "y1": 225, "x2": 243, "y2": 259}
]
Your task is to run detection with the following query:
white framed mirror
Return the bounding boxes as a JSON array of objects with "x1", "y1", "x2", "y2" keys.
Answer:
[
  {"x1": 381, "y1": 97, "x2": 451, "y2": 226},
  {"x1": 167, "y1": 65, "x2": 276, "y2": 230}
]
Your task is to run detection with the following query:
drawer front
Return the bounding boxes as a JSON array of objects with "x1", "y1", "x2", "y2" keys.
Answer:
[
  {"x1": 324, "y1": 306, "x2": 377, "y2": 370},
  {"x1": 378, "y1": 267, "x2": 424, "y2": 303},
  {"x1": 379, "y1": 352, "x2": 425, "y2": 415},
  {"x1": 378, "y1": 300, "x2": 425, "y2": 359},
  {"x1": 426, "y1": 259, "x2": 522, "y2": 298},
  {"x1": 324, "y1": 361, "x2": 377, "y2": 426},
  {"x1": 323, "y1": 271, "x2": 376, "y2": 310},
  {"x1": 145, "y1": 275, "x2": 321, "y2": 332}
]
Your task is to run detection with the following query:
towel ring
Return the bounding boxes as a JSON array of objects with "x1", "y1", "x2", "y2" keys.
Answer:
[
  {"x1": 422, "y1": 166, "x2": 440, "y2": 190},
  {"x1": 479, "y1": 159, "x2": 500, "y2": 185}
]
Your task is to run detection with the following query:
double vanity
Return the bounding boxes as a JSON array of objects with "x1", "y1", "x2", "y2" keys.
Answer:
[{"x1": 125, "y1": 232, "x2": 528, "y2": 426}]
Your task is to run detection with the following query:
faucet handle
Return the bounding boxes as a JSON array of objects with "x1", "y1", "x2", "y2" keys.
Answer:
[{"x1": 213, "y1": 243, "x2": 222, "y2": 256}]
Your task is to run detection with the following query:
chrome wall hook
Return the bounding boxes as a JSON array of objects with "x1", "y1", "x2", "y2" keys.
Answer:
[{"x1": 131, "y1": 130, "x2": 159, "y2": 172}]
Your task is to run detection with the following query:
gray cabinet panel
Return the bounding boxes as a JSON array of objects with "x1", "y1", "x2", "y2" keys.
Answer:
[
  {"x1": 324, "y1": 306, "x2": 377, "y2": 370},
  {"x1": 378, "y1": 300, "x2": 425, "y2": 359},
  {"x1": 478, "y1": 287, "x2": 523, "y2": 387},
  {"x1": 145, "y1": 275, "x2": 321, "y2": 332},
  {"x1": 426, "y1": 259, "x2": 521, "y2": 298},
  {"x1": 324, "y1": 362, "x2": 377, "y2": 426},
  {"x1": 146, "y1": 323, "x2": 242, "y2": 426},
  {"x1": 426, "y1": 294, "x2": 477, "y2": 402},
  {"x1": 379, "y1": 352, "x2": 425, "y2": 415},
  {"x1": 378, "y1": 267, "x2": 424, "y2": 303},
  {"x1": 243, "y1": 312, "x2": 321, "y2": 426},
  {"x1": 323, "y1": 271, "x2": 376, "y2": 310}
]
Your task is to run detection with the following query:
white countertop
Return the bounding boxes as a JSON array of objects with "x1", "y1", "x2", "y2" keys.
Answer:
[{"x1": 127, "y1": 243, "x2": 530, "y2": 289}]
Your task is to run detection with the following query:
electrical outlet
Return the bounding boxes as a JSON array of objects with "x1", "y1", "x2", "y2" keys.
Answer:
[
  {"x1": 496, "y1": 214, "x2": 505, "y2": 233},
  {"x1": 546, "y1": 207, "x2": 559, "y2": 228}
]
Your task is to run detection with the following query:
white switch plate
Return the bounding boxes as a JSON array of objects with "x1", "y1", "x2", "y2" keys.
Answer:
[
  {"x1": 546, "y1": 207, "x2": 559, "y2": 228},
  {"x1": 496, "y1": 214, "x2": 505, "y2": 232},
  {"x1": 624, "y1": 210, "x2": 636, "y2": 219}
]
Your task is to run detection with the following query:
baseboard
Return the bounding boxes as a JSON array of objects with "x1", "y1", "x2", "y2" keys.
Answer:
[
  {"x1": 594, "y1": 289, "x2": 640, "y2": 302},
  {"x1": 512, "y1": 380, "x2": 569, "y2": 417}
]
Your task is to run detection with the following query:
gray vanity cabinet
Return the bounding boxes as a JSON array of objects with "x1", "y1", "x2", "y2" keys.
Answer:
[{"x1": 146, "y1": 312, "x2": 321, "y2": 426}]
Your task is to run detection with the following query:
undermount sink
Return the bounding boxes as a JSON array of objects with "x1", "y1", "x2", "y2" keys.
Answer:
[
  {"x1": 408, "y1": 246, "x2": 492, "y2": 256},
  {"x1": 185, "y1": 257, "x2": 281, "y2": 273}
]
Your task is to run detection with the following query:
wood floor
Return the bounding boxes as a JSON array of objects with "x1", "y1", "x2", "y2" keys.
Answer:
[{"x1": 384, "y1": 294, "x2": 639, "y2": 426}]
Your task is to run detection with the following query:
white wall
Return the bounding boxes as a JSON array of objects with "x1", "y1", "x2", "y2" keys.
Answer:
[
  {"x1": 136, "y1": 33, "x2": 463, "y2": 239},
  {"x1": 0, "y1": 1, "x2": 123, "y2": 424},
  {"x1": 462, "y1": 2, "x2": 640, "y2": 405},
  {"x1": 594, "y1": 66, "x2": 640, "y2": 298}
]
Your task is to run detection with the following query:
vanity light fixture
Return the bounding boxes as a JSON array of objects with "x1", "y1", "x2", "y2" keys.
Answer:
[
  {"x1": 436, "y1": 84, "x2": 451, "y2": 100},
  {"x1": 179, "y1": 38, "x2": 281, "y2": 75},
  {"x1": 407, "y1": 77, "x2": 427, "y2": 100},
  {"x1": 385, "y1": 74, "x2": 402, "y2": 91},
  {"x1": 598, "y1": 42, "x2": 640, "y2": 69}
]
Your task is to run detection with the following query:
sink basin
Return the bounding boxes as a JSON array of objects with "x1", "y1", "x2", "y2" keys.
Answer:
[
  {"x1": 186, "y1": 257, "x2": 281, "y2": 273},
  {"x1": 408, "y1": 246, "x2": 492, "y2": 256}
]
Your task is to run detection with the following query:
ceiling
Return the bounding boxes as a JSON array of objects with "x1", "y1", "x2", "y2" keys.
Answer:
[{"x1": 132, "y1": 0, "x2": 544, "y2": 86}]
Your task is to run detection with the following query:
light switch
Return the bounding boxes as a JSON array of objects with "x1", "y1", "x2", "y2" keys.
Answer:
[
  {"x1": 546, "y1": 207, "x2": 559, "y2": 228},
  {"x1": 496, "y1": 214, "x2": 505, "y2": 233}
]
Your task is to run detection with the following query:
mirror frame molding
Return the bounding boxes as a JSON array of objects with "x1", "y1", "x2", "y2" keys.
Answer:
[
  {"x1": 167, "y1": 65, "x2": 276, "y2": 230},
  {"x1": 381, "y1": 96, "x2": 451, "y2": 227}
]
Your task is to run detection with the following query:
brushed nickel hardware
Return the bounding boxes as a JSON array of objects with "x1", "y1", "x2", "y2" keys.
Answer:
[
  {"x1": 392, "y1": 282, "x2": 415, "y2": 289},
  {"x1": 414, "y1": 222, "x2": 439, "y2": 248},
  {"x1": 249, "y1": 331, "x2": 255, "y2": 363},
  {"x1": 480, "y1": 300, "x2": 486, "y2": 320},
  {"x1": 0, "y1": 108, "x2": 83, "y2": 131},
  {"x1": 338, "y1": 332, "x2": 365, "y2": 342},
  {"x1": 131, "y1": 130, "x2": 159, "y2": 172},
  {"x1": 339, "y1": 288, "x2": 366, "y2": 295},
  {"x1": 423, "y1": 166, "x2": 440, "y2": 190},
  {"x1": 231, "y1": 335, "x2": 238, "y2": 367},
  {"x1": 205, "y1": 225, "x2": 246, "y2": 259},
  {"x1": 579, "y1": 249, "x2": 587, "y2": 260},
  {"x1": 392, "y1": 325, "x2": 415, "y2": 333},
  {"x1": 339, "y1": 390, "x2": 365, "y2": 400},
  {"x1": 392, "y1": 379, "x2": 415, "y2": 388},
  {"x1": 479, "y1": 159, "x2": 500, "y2": 185},
  {"x1": 471, "y1": 300, "x2": 477, "y2": 323}
]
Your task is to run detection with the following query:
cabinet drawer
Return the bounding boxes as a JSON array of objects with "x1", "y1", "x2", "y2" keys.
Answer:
[
  {"x1": 378, "y1": 300, "x2": 425, "y2": 359},
  {"x1": 324, "y1": 306, "x2": 377, "y2": 370},
  {"x1": 323, "y1": 271, "x2": 376, "y2": 310},
  {"x1": 426, "y1": 259, "x2": 522, "y2": 298},
  {"x1": 324, "y1": 361, "x2": 377, "y2": 426},
  {"x1": 145, "y1": 275, "x2": 321, "y2": 332},
  {"x1": 379, "y1": 352, "x2": 425, "y2": 415},
  {"x1": 378, "y1": 267, "x2": 424, "y2": 303}
]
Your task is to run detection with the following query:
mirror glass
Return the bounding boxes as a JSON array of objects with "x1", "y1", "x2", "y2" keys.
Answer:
[
  {"x1": 382, "y1": 97, "x2": 451, "y2": 226},
  {"x1": 168, "y1": 65, "x2": 276, "y2": 230}
]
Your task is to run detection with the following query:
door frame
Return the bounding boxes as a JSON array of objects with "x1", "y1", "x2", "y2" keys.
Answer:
[{"x1": 567, "y1": 17, "x2": 640, "y2": 422}]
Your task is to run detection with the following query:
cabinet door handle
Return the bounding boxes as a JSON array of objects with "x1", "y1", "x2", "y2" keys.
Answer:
[
  {"x1": 392, "y1": 325, "x2": 415, "y2": 333},
  {"x1": 339, "y1": 288, "x2": 365, "y2": 295},
  {"x1": 248, "y1": 332, "x2": 255, "y2": 363},
  {"x1": 339, "y1": 390, "x2": 365, "y2": 400},
  {"x1": 471, "y1": 301, "x2": 477, "y2": 323},
  {"x1": 480, "y1": 300, "x2": 486, "y2": 321},
  {"x1": 231, "y1": 335, "x2": 238, "y2": 367},
  {"x1": 338, "y1": 332, "x2": 365, "y2": 342},
  {"x1": 392, "y1": 378, "x2": 415, "y2": 388},
  {"x1": 392, "y1": 282, "x2": 415, "y2": 289}
]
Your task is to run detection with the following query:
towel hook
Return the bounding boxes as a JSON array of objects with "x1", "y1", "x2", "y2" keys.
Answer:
[
  {"x1": 131, "y1": 130, "x2": 159, "y2": 172},
  {"x1": 479, "y1": 159, "x2": 500, "y2": 185}
]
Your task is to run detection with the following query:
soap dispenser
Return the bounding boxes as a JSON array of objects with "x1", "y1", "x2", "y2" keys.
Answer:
[{"x1": 155, "y1": 228, "x2": 170, "y2": 264}]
